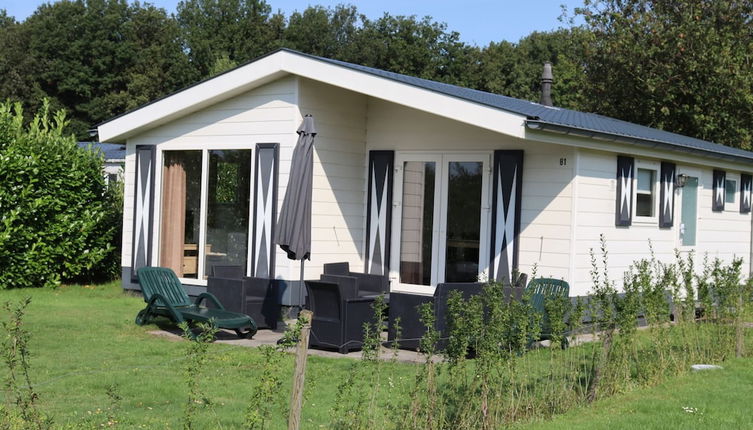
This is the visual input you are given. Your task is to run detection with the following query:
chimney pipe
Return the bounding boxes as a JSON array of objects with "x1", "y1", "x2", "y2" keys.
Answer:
[{"x1": 540, "y1": 62, "x2": 553, "y2": 106}]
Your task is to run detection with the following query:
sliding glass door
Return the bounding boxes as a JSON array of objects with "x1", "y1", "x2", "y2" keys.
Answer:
[{"x1": 391, "y1": 153, "x2": 490, "y2": 290}]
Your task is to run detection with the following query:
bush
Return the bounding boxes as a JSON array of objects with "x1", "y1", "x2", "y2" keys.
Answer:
[{"x1": 0, "y1": 101, "x2": 120, "y2": 288}]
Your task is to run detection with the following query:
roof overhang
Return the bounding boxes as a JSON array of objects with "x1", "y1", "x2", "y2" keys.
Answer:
[
  {"x1": 98, "y1": 49, "x2": 527, "y2": 143},
  {"x1": 526, "y1": 120, "x2": 753, "y2": 168}
]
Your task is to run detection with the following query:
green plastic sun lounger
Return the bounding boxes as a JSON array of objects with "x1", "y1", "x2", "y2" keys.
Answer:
[
  {"x1": 525, "y1": 277, "x2": 570, "y2": 348},
  {"x1": 135, "y1": 266, "x2": 257, "y2": 339}
]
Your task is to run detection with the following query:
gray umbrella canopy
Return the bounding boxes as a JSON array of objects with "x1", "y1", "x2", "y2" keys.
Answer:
[{"x1": 276, "y1": 115, "x2": 316, "y2": 261}]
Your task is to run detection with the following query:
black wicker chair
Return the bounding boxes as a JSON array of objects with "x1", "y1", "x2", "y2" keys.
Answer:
[
  {"x1": 388, "y1": 276, "x2": 527, "y2": 352},
  {"x1": 206, "y1": 266, "x2": 279, "y2": 330},
  {"x1": 322, "y1": 262, "x2": 389, "y2": 297},
  {"x1": 387, "y1": 282, "x2": 484, "y2": 351},
  {"x1": 306, "y1": 280, "x2": 378, "y2": 354}
]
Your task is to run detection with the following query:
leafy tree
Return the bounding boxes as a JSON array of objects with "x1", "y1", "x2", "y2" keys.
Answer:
[
  {"x1": 0, "y1": 11, "x2": 46, "y2": 123},
  {"x1": 104, "y1": 3, "x2": 197, "y2": 110},
  {"x1": 347, "y1": 13, "x2": 480, "y2": 87},
  {"x1": 283, "y1": 5, "x2": 361, "y2": 60},
  {"x1": 177, "y1": 0, "x2": 285, "y2": 77},
  {"x1": 20, "y1": 0, "x2": 194, "y2": 139},
  {"x1": 0, "y1": 101, "x2": 120, "y2": 288},
  {"x1": 578, "y1": 0, "x2": 753, "y2": 148},
  {"x1": 475, "y1": 29, "x2": 588, "y2": 109}
]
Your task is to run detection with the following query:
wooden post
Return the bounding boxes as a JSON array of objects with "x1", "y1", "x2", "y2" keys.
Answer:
[{"x1": 288, "y1": 310, "x2": 312, "y2": 430}]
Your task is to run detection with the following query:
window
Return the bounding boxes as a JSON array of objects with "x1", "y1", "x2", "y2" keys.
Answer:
[
  {"x1": 725, "y1": 179, "x2": 737, "y2": 205},
  {"x1": 635, "y1": 167, "x2": 656, "y2": 218},
  {"x1": 159, "y1": 149, "x2": 252, "y2": 280},
  {"x1": 160, "y1": 151, "x2": 203, "y2": 279}
]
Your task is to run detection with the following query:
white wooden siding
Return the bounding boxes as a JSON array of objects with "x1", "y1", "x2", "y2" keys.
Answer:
[
  {"x1": 695, "y1": 170, "x2": 751, "y2": 266},
  {"x1": 123, "y1": 76, "x2": 299, "y2": 286},
  {"x1": 297, "y1": 78, "x2": 368, "y2": 279},
  {"x1": 571, "y1": 149, "x2": 752, "y2": 296}
]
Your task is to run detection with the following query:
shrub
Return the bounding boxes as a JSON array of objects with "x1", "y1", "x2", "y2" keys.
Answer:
[{"x1": 0, "y1": 101, "x2": 120, "y2": 288}]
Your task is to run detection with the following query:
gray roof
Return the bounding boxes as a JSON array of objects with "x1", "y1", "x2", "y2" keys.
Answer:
[
  {"x1": 78, "y1": 142, "x2": 126, "y2": 161},
  {"x1": 289, "y1": 49, "x2": 753, "y2": 164}
]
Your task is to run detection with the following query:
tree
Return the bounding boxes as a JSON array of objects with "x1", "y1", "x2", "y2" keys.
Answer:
[
  {"x1": 14, "y1": 0, "x2": 194, "y2": 139},
  {"x1": 177, "y1": 0, "x2": 284, "y2": 78},
  {"x1": 0, "y1": 11, "x2": 46, "y2": 123},
  {"x1": 474, "y1": 29, "x2": 589, "y2": 110},
  {"x1": 104, "y1": 3, "x2": 197, "y2": 110},
  {"x1": 578, "y1": 0, "x2": 753, "y2": 148},
  {"x1": 350, "y1": 13, "x2": 478, "y2": 86},
  {"x1": 283, "y1": 5, "x2": 360, "y2": 60}
]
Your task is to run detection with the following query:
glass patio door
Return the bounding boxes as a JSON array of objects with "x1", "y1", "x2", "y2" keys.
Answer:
[{"x1": 390, "y1": 153, "x2": 490, "y2": 291}]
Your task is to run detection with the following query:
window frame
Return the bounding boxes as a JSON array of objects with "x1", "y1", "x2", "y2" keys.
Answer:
[
  {"x1": 152, "y1": 144, "x2": 256, "y2": 286},
  {"x1": 632, "y1": 160, "x2": 660, "y2": 223},
  {"x1": 389, "y1": 151, "x2": 491, "y2": 295}
]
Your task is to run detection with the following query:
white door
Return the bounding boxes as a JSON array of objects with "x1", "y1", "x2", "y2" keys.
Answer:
[{"x1": 390, "y1": 153, "x2": 490, "y2": 293}]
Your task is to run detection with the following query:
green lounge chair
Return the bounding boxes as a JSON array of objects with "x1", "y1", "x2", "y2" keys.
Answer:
[
  {"x1": 135, "y1": 266, "x2": 257, "y2": 339},
  {"x1": 525, "y1": 278, "x2": 570, "y2": 348}
]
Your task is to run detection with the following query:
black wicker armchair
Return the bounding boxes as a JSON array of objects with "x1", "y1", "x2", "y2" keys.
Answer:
[
  {"x1": 206, "y1": 266, "x2": 279, "y2": 330},
  {"x1": 306, "y1": 280, "x2": 378, "y2": 354},
  {"x1": 388, "y1": 275, "x2": 527, "y2": 352},
  {"x1": 322, "y1": 262, "x2": 389, "y2": 297}
]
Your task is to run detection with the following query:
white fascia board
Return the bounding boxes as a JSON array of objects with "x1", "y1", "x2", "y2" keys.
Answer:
[
  {"x1": 526, "y1": 128, "x2": 753, "y2": 172},
  {"x1": 279, "y1": 54, "x2": 526, "y2": 138},
  {"x1": 98, "y1": 54, "x2": 288, "y2": 142},
  {"x1": 99, "y1": 50, "x2": 527, "y2": 142}
]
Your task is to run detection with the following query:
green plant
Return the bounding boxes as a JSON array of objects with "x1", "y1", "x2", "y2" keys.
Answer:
[
  {"x1": 1, "y1": 298, "x2": 51, "y2": 429},
  {"x1": 329, "y1": 295, "x2": 388, "y2": 430},
  {"x1": 0, "y1": 101, "x2": 120, "y2": 288},
  {"x1": 179, "y1": 321, "x2": 218, "y2": 430},
  {"x1": 586, "y1": 234, "x2": 619, "y2": 402},
  {"x1": 244, "y1": 345, "x2": 285, "y2": 430}
]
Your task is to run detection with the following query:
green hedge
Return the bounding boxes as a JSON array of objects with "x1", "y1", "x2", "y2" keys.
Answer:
[{"x1": 0, "y1": 101, "x2": 120, "y2": 288}]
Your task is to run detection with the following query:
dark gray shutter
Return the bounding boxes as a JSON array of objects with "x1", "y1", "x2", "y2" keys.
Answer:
[
  {"x1": 740, "y1": 173, "x2": 752, "y2": 214},
  {"x1": 490, "y1": 150, "x2": 523, "y2": 283},
  {"x1": 364, "y1": 151, "x2": 394, "y2": 276},
  {"x1": 712, "y1": 170, "x2": 726, "y2": 212},
  {"x1": 659, "y1": 162, "x2": 675, "y2": 228},
  {"x1": 251, "y1": 143, "x2": 279, "y2": 278},
  {"x1": 615, "y1": 156, "x2": 634, "y2": 226},
  {"x1": 131, "y1": 145, "x2": 156, "y2": 281}
]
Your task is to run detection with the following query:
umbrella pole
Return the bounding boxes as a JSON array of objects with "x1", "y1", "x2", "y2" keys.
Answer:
[{"x1": 299, "y1": 259, "x2": 305, "y2": 314}]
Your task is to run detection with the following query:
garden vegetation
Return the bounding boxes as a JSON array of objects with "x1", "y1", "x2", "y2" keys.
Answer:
[
  {"x1": 1, "y1": 239, "x2": 751, "y2": 428},
  {"x1": 0, "y1": 101, "x2": 121, "y2": 288}
]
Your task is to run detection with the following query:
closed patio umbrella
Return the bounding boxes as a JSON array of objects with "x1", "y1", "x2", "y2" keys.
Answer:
[{"x1": 276, "y1": 115, "x2": 316, "y2": 309}]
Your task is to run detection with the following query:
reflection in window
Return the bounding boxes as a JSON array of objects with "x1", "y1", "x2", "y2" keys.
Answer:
[
  {"x1": 636, "y1": 168, "x2": 655, "y2": 217},
  {"x1": 400, "y1": 161, "x2": 435, "y2": 285},
  {"x1": 725, "y1": 179, "x2": 737, "y2": 204},
  {"x1": 204, "y1": 150, "x2": 252, "y2": 278},
  {"x1": 445, "y1": 162, "x2": 482, "y2": 282},
  {"x1": 160, "y1": 151, "x2": 202, "y2": 278}
]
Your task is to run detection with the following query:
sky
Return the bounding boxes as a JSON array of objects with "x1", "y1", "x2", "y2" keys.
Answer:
[{"x1": 1, "y1": 0, "x2": 582, "y2": 46}]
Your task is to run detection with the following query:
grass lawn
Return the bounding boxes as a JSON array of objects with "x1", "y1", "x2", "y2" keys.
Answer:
[
  {"x1": 516, "y1": 356, "x2": 753, "y2": 430},
  {"x1": 0, "y1": 282, "x2": 751, "y2": 429},
  {"x1": 0, "y1": 282, "x2": 416, "y2": 428}
]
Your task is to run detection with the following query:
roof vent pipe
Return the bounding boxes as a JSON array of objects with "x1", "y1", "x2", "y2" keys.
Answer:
[{"x1": 540, "y1": 62, "x2": 553, "y2": 106}]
